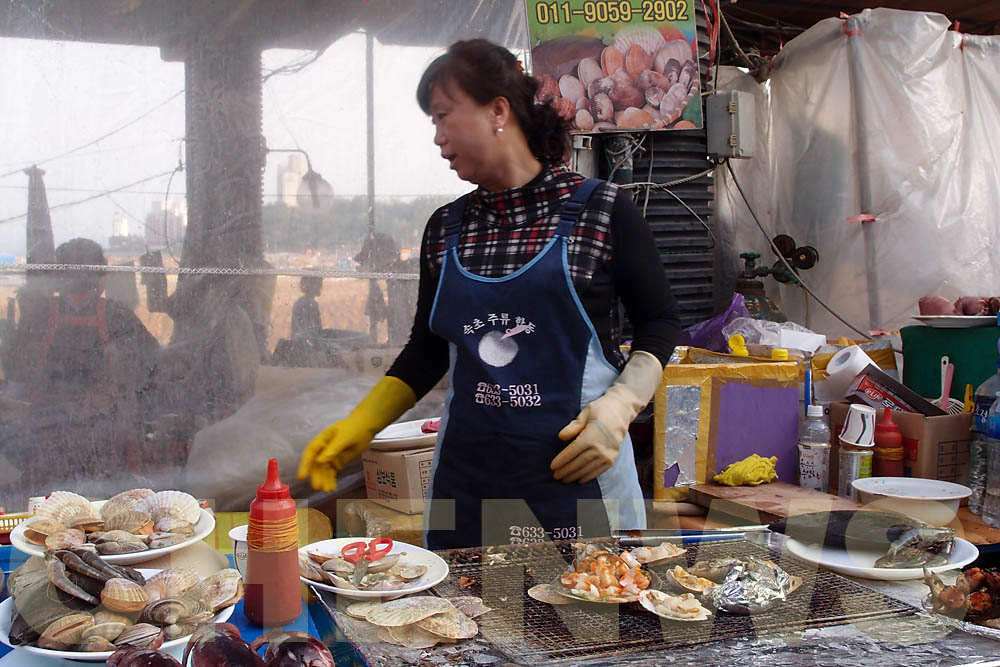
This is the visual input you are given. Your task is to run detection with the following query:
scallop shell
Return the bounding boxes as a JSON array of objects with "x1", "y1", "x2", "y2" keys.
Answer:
[
  {"x1": 187, "y1": 568, "x2": 243, "y2": 612},
  {"x1": 101, "y1": 577, "x2": 149, "y2": 612},
  {"x1": 365, "y1": 596, "x2": 457, "y2": 627},
  {"x1": 415, "y1": 610, "x2": 478, "y2": 640},
  {"x1": 152, "y1": 517, "x2": 195, "y2": 535},
  {"x1": 654, "y1": 39, "x2": 693, "y2": 73},
  {"x1": 35, "y1": 491, "x2": 96, "y2": 525},
  {"x1": 136, "y1": 490, "x2": 200, "y2": 524},
  {"x1": 665, "y1": 565, "x2": 719, "y2": 594},
  {"x1": 377, "y1": 624, "x2": 443, "y2": 650},
  {"x1": 101, "y1": 488, "x2": 154, "y2": 520},
  {"x1": 22, "y1": 519, "x2": 67, "y2": 545},
  {"x1": 70, "y1": 516, "x2": 105, "y2": 533},
  {"x1": 103, "y1": 509, "x2": 152, "y2": 534},
  {"x1": 687, "y1": 558, "x2": 742, "y2": 582},
  {"x1": 345, "y1": 600, "x2": 381, "y2": 620},
  {"x1": 446, "y1": 596, "x2": 492, "y2": 618},
  {"x1": 45, "y1": 528, "x2": 87, "y2": 550},
  {"x1": 148, "y1": 532, "x2": 188, "y2": 550},
  {"x1": 37, "y1": 612, "x2": 95, "y2": 650},
  {"x1": 614, "y1": 26, "x2": 667, "y2": 58},
  {"x1": 638, "y1": 589, "x2": 712, "y2": 622},
  {"x1": 148, "y1": 567, "x2": 201, "y2": 598}
]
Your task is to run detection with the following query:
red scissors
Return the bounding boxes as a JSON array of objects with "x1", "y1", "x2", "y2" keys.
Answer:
[{"x1": 341, "y1": 538, "x2": 393, "y2": 585}]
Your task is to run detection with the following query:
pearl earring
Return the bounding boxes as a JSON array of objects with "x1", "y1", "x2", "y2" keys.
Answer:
[{"x1": 496, "y1": 127, "x2": 504, "y2": 134}]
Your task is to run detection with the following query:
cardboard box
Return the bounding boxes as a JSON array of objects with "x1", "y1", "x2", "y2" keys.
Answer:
[
  {"x1": 829, "y1": 402, "x2": 972, "y2": 491},
  {"x1": 362, "y1": 447, "x2": 435, "y2": 514},
  {"x1": 653, "y1": 359, "x2": 800, "y2": 500}
]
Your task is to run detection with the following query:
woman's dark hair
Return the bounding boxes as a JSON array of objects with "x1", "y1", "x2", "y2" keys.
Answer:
[{"x1": 417, "y1": 39, "x2": 570, "y2": 164}]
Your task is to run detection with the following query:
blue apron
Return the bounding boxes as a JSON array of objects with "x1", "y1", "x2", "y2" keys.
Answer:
[{"x1": 424, "y1": 179, "x2": 646, "y2": 550}]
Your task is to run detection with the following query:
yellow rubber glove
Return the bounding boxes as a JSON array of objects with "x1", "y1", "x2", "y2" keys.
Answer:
[
  {"x1": 552, "y1": 350, "x2": 663, "y2": 484},
  {"x1": 713, "y1": 454, "x2": 778, "y2": 486},
  {"x1": 297, "y1": 375, "x2": 417, "y2": 492}
]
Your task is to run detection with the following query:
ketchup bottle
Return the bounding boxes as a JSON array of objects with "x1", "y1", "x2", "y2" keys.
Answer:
[
  {"x1": 244, "y1": 459, "x2": 302, "y2": 626},
  {"x1": 873, "y1": 408, "x2": 904, "y2": 478}
]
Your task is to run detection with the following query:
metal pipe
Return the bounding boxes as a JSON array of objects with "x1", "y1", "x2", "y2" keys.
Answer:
[
  {"x1": 845, "y1": 15, "x2": 881, "y2": 331},
  {"x1": 366, "y1": 30, "x2": 376, "y2": 232}
]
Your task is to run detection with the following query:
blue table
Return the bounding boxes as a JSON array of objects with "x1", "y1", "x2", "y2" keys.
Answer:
[{"x1": 0, "y1": 546, "x2": 361, "y2": 664}]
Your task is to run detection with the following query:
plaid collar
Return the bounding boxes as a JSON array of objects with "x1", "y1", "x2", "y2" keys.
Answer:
[{"x1": 466, "y1": 164, "x2": 583, "y2": 228}]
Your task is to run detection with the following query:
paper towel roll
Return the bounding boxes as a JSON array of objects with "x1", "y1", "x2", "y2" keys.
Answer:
[{"x1": 823, "y1": 345, "x2": 876, "y2": 401}]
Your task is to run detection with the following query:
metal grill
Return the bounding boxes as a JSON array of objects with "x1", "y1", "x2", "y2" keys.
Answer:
[{"x1": 430, "y1": 539, "x2": 916, "y2": 665}]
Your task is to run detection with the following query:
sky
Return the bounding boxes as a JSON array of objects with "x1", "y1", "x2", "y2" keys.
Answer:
[{"x1": 0, "y1": 33, "x2": 469, "y2": 257}]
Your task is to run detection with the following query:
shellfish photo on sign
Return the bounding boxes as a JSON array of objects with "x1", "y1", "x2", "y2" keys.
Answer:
[{"x1": 525, "y1": 0, "x2": 703, "y2": 132}]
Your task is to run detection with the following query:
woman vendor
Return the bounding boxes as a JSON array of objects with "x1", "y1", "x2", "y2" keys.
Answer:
[{"x1": 299, "y1": 39, "x2": 681, "y2": 550}]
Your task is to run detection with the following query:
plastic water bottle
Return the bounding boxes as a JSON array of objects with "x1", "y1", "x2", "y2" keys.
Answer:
[
  {"x1": 981, "y1": 397, "x2": 1000, "y2": 527},
  {"x1": 798, "y1": 405, "x2": 831, "y2": 491},
  {"x1": 969, "y1": 359, "x2": 1000, "y2": 514}
]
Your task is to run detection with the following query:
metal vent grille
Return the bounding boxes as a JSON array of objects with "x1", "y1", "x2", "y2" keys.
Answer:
[{"x1": 428, "y1": 539, "x2": 914, "y2": 665}]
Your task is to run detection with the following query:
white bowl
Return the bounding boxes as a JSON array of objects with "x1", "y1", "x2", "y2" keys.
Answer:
[{"x1": 851, "y1": 476, "x2": 971, "y2": 526}]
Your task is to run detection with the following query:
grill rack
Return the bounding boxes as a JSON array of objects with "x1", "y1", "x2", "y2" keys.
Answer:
[{"x1": 431, "y1": 538, "x2": 916, "y2": 665}]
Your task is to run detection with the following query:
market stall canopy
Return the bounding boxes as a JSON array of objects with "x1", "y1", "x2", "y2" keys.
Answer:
[{"x1": 0, "y1": 0, "x2": 527, "y2": 51}]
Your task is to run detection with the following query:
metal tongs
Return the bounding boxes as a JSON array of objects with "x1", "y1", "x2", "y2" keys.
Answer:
[
  {"x1": 615, "y1": 525, "x2": 770, "y2": 546},
  {"x1": 341, "y1": 537, "x2": 393, "y2": 586}
]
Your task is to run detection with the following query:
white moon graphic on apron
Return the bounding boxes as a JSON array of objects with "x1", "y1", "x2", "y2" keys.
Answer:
[{"x1": 478, "y1": 330, "x2": 519, "y2": 367}]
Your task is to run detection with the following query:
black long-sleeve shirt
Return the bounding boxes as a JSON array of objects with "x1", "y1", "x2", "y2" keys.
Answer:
[{"x1": 387, "y1": 165, "x2": 681, "y2": 399}]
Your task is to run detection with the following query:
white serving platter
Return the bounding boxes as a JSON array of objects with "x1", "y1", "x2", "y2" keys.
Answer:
[
  {"x1": 369, "y1": 419, "x2": 439, "y2": 451},
  {"x1": 299, "y1": 537, "x2": 448, "y2": 600},
  {"x1": 784, "y1": 536, "x2": 978, "y2": 581},
  {"x1": 911, "y1": 315, "x2": 996, "y2": 328},
  {"x1": 10, "y1": 505, "x2": 215, "y2": 565},
  {"x1": 0, "y1": 569, "x2": 234, "y2": 662}
]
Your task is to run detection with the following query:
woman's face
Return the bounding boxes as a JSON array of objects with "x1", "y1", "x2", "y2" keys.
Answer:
[{"x1": 428, "y1": 80, "x2": 500, "y2": 187}]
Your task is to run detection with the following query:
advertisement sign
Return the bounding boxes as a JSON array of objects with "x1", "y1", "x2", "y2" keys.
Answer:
[{"x1": 525, "y1": 0, "x2": 702, "y2": 131}]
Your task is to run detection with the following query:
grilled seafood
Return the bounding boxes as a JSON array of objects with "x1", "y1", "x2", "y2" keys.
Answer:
[
  {"x1": 874, "y1": 527, "x2": 954, "y2": 568},
  {"x1": 924, "y1": 567, "x2": 1000, "y2": 625},
  {"x1": 558, "y1": 550, "x2": 651, "y2": 602}
]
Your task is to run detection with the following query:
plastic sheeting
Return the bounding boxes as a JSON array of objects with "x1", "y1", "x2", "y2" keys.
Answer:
[
  {"x1": 0, "y1": 0, "x2": 526, "y2": 510},
  {"x1": 714, "y1": 8, "x2": 1000, "y2": 336}
]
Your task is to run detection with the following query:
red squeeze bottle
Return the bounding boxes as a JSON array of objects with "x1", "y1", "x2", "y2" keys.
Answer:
[
  {"x1": 873, "y1": 408, "x2": 904, "y2": 478},
  {"x1": 244, "y1": 459, "x2": 302, "y2": 626}
]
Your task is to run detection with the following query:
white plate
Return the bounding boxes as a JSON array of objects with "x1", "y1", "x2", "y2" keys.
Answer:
[
  {"x1": 10, "y1": 505, "x2": 215, "y2": 565},
  {"x1": 784, "y1": 536, "x2": 978, "y2": 580},
  {"x1": 0, "y1": 570, "x2": 234, "y2": 662},
  {"x1": 912, "y1": 315, "x2": 996, "y2": 328},
  {"x1": 369, "y1": 419, "x2": 438, "y2": 451},
  {"x1": 299, "y1": 537, "x2": 448, "y2": 599}
]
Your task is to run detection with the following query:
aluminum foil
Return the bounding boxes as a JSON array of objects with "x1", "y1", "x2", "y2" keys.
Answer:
[{"x1": 704, "y1": 557, "x2": 793, "y2": 615}]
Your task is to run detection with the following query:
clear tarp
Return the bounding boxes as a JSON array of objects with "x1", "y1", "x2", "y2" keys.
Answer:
[
  {"x1": 715, "y1": 8, "x2": 1000, "y2": 336},
  {"x1": 0, "y1": 1, "x2": 527, "y2": 510}
]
